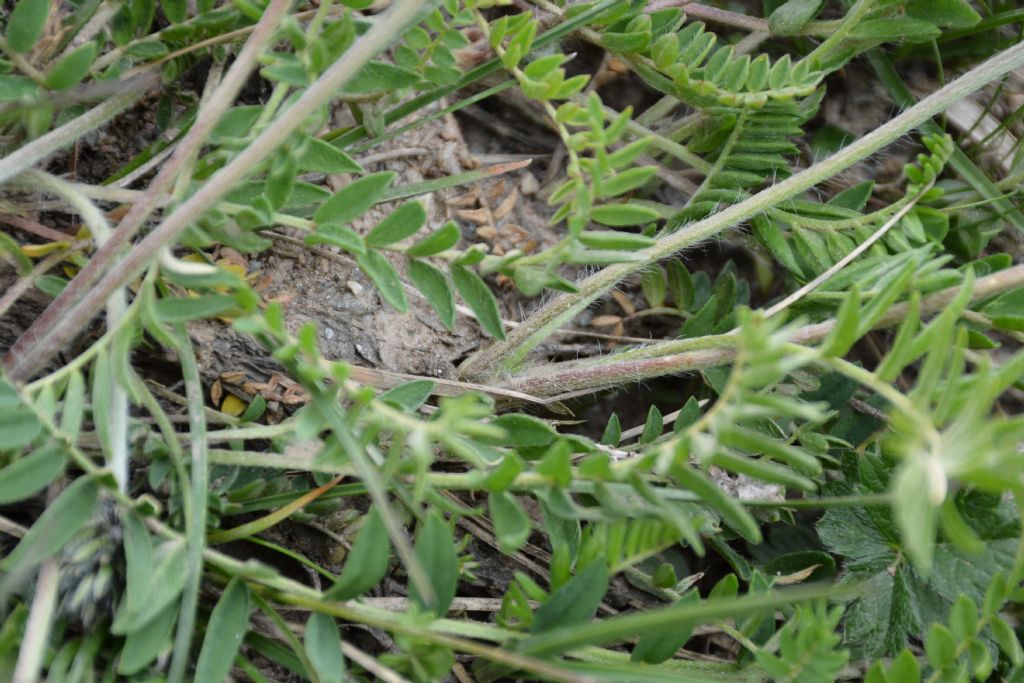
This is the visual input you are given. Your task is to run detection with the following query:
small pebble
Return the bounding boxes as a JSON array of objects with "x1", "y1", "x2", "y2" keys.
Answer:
[
  {"x1": 520, "y1": 172, "x2": 540, "y2": 195},
  {"x1": 347, "y1": 280, "x2": 364, "y2": 296}
]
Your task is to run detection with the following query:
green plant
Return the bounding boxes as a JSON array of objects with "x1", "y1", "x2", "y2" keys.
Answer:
[{"x1": 2, "y1": 0, "x2": 1024, "y2": 680}]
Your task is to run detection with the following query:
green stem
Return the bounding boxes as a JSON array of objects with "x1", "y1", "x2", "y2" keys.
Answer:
[{"x1": 458, "y1": 40, "x2": 1024, "y2": 381}]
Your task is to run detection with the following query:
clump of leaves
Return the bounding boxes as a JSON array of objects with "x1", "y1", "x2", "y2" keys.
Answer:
[{"x1": 2, "y1": 0, "x2": 1024, "y2": 681}]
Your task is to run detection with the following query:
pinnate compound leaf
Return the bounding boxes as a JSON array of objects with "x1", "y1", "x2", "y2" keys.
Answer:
[{"x1": 194, "y1": 578, "x2": 250, "y2": 683}]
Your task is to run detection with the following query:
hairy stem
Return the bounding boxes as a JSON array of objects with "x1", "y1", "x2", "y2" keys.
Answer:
[
  {"x1": 498, "y1": 264, "x2": 1024, "y2": 398},
  {"x1": 458, "y1": 39, "x2": 1024, "y2": 381}
]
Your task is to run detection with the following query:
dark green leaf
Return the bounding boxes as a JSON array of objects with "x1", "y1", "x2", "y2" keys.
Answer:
[
  {"x1": 407, "y1": 259, "x2": 455, "y2": 329},
  {"x1": 410, "y1": 511, "x2": 458, "y2": 616},
  {"x1": 600, "y1": 413, "x2": 621, "y2": 446},
  {"x1": 631, "y1": 591, "x2": 699, "y2": 663},
  {"x1": 111, "y1": 538, "x2": 188, "y2": 634},
  {"x1": 315, "y1": 172, "x2": 396, "y2": 225},
  {"x1": 356, "y1": 250, "x2": 408, "y2": 312},
  {"x1": 327, "y1": 508, "x2": 390, "y2": 600},
  {"x1": 194, "y1": 578, "x2": 250, "y2": 683},
  {"x1": 850, "y1": 18, "x2": 941, "y2": 42},
  {"x1": 906, "y1": 0, "x2": 980, "y2": 28},
  {"x1": 451, "y1": 265, "x2": 504, "y2": 339},
  {"x1": 117, "y1": 603, "x2": 177, "y2": 675},
  {"x1": 532, "y1": 561, "x2": 608, "y2": 633},
  {"x1": 366, "y1": 201, "x2": 426, "y2": 247}
]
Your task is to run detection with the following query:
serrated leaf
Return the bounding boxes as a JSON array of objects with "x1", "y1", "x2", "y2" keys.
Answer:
[
  {"x1": 410, "y1": 511, "x2": 458, "y2": 616},
  {"x1": 0, "y1": 446, "x2": 65, "y2": 504},
  {"x1": 6, "y1": 0, "x2": 50, "y2": 53},
  {"x1": 532, "y1": 561, "x2": 608, "y2": 633},
  {"x1": 356, "y1": 250, "x2": 407, "y2": 312},
  {"x1": 366, "y1": 201, "x2": 426, "y2": 247},
  {"x1": 407, "y1": 259, "x2": 455, "y2": 329},
  {"x1": 314, "y1": 171, "x2": 397, "y2": 225},
  {"x1": 43, "y1": 42, "x2": 97, "y2": 90},
  {"x1": 327, "y1": 508, "x2": 390, "y2": 600},
  {"x1": 451, "y1": 265, "x2": 504, "y2": 339},
  {"x1": 296, "y1": 136, "x2": 363, "y2": 173},
  {"x1": 305, "y1": 613, "x2": 345, "y2": 683},
  {"x1": 591, "y1": 203, "x2": 661, "y2": 226},
  {"x1": 489, "y1": 491, "x2": 531, "y2": 553},
  {"x1": 631, "y1": 590, "x2": 699, "y2": 663},
  {"x1": 195, "y1": 578, "x2": 250, "y2": 683}
]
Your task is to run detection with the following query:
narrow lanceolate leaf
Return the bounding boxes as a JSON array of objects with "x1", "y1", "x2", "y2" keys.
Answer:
[
  {"x1": 0, "y1": 446, "x2": 65, "y2": 504},
  {"x1": 451, "y1": 265, "x2": 505, "y2": 340},
  {"x1": 0, "y1": 475, "x2": 98, "y2": 573},
  {"x1": 408, "y1": 259, "x2": 455, "y2": 329},
  {"x1": 356, "y1": 250, "x2": 408, "y2": 312},
  {"x1": 410, "y1": 511, "x2": 458, "y2": 616},
  {"x1": 43, "y1": 41, "x2": 97, "y2": 90},
  {"x1": 577, "y1": 231, "x2": 655, "y2": 250},
  {"x1": 365, "y1": 201, "x2": 427, "y2": 247},
  {"x1": 194, "y1": 578, "x2": 251, "y2": 683},
  {"x1": 327, "y1": 508, "x2": 390, "y2": 600},
  {"x1": 305, "y1": 612, "x2": 345, "y2": 683},
  {"x1": 314, "y1": 171, "x2": 396, "y2": 225},
  {"x1": 532, "y1": 561, "x2": 609, "y2": 633},
  {"x1": 5, "y1": 0, "x2": 50, "y2": 53},
  {"x1": 591, "y1": 203, "x2": 662, "y2": 226},
  {"x1": 297, "y1": 136, "x2": 363, "y2": 174}
]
